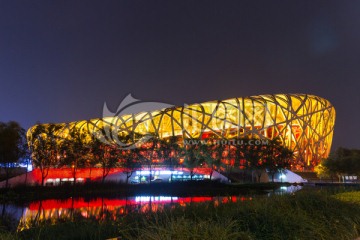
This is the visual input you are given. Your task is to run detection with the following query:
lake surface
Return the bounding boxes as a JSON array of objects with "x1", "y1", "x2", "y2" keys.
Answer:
[{"x1": 1, "y1": 185, "x2": 302, "y2": 232}]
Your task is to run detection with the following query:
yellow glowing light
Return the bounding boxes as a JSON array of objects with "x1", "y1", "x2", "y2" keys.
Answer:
[{"x1": 27, "y1": 94, "x2": 335, "y2": 170}]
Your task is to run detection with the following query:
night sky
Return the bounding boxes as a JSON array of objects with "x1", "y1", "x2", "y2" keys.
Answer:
[{"x1": 1, "y1": 1, "x2": 360, "y2": 150}]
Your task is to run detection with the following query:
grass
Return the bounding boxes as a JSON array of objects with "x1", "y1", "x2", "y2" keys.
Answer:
[
  {"x1": 334, "y1": 191, "x2": 360, "y2": 204},
  {"x1": 2, "y1": 189, "x2": 360, "y2": 239}
]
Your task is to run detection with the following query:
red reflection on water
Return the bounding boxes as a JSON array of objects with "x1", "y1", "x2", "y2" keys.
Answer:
[
  {"x1": 19, "y1": 195, "x2": 252, "y2": 231},
  {"x1": 29, "y1": 196, "x2": 222, "y2": 210}
]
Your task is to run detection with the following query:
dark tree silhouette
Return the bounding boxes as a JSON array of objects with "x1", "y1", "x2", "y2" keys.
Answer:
[{"x1": 0, "y1": 121, "x2": 27, "y2": 188}]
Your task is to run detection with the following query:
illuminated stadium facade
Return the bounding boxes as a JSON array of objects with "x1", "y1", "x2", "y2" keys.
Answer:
[{"x1": 27, "y1": 93, "x2": 335, "y2": 174}]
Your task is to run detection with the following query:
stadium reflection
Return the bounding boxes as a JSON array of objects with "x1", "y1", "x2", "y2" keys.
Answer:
[
  {"x1": 12, "y1": 185, "x2": 302, "y2": 231},
  {"x1": 17, "y1": 195, "x2": 251, "y2": 231}
]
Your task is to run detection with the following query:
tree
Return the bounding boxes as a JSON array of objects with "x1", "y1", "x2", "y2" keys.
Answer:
[
  {"x1": 91, "y1": 127, "x2": 121, "y2": 183},
  {"x1": 229, "y1": 138, "x2": 248, "y2": 181},
  {"x1": 119, "y1": 148, "x2": 141, "y2": 184},
  {"x1": 320, "y1": 153, "x2": 340, "y2": 181},
  {"x1": 100, "y1": 144, "x2": 119, "y2": 183},
  {"x1": 160, "y1": 136, "x2": 181, "y2": 182},
  {"x1": 321, "y1": 148, "x2": 360, "y2": 182},
  {"x1": 314, "y1": 162, "x2": 331, "y2": 181},
  {"x1": 113, "y1": 133, "x2": 143, "y2": 184},
  {"x1": 274, "y1": 147, "x2": 293, "y2": 179},
  {"x1": 28, "y1": 124, "x2": 62, "y2": 186},
  {"x1": 264, "y1": 138, "x2": 293, "y2": 182},
  {"x1": 0, "y1": 121, "x2": 27, "y2": 188},
  {"x1": 91, "y1": 136, "x2": 119, "y2": 184},
  {"x1": 222, "y1": 142, "x2": 236, "y2": 182},
  {"x1": 197, "y1": 140, "x2": 224, "y2": 180},
  {"x1": 181, "y1": 141, "x2": 204, "y2": 180},
  {"x1": 136, "y1": 135, "x2": 161, "y2": 183},
  {"x1": 242, "y1": 137, "x2": 265, "y2": 182},
  {"x1": 60, "y1": 127, "x2": 90, "y2": 184}
]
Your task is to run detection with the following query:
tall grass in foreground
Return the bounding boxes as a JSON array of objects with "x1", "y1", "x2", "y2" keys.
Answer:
[{"x1": 2, "y1": 190, "x2": 360, "y2": 240}]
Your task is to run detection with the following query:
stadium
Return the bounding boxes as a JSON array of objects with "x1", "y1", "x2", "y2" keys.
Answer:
[{"x1": 23, "y1": 93, "x2": 335, "y2": 185}]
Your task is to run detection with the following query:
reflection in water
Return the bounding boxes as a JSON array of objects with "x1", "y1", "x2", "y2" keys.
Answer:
[
  {"x1": 0, "y1": 185, "x2": 302, "y2": 232},
  {"x1": 1, "y1": 204, "x2": 25, "y2": 232},
  {"x1": 17, "y1": 195, "x2": 251, "y2": 231},
  {"x1": 276, "y1": 185, "x2": 303, "y2": 194}
]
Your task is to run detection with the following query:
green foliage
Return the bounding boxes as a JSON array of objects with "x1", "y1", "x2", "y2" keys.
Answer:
[
  {"x1": 264, "y1": 138, "x2": 293, "y2": 182},
  {"x1": 334, "y1": 191, "x2": 360, "y2": 204},
  {"x1": 117, "y1": 146, "x2": 142, "y2": 184},
  {"x1": 197, "y1": 140, "x2": 224, "y2": 180},
  {"x1": 320, "y1": 147, "x2": 360, "y2": 178},
  {"x1": 181, "y1": 142, "x2": 204, "y2": 180},
  {"x1": 90, "y1": 135, "x2": 119, "y2": 183},
  {"x1": 125, "y1": 215, "x2": 251, "y2": 240},
  {"x1": 161, "y1": 136, "x2": 181, "y2": 169},
  {"x1": 60, "y1": 127, "x2": 92, "y2": 184},
  {"x1": 28, "y1": 124, "x2": 62, "y2": 185},
  {"x1": 314, "y1": 163, "x2": 331, "y2": 179},
  {"x1": 28, "y1": 128, "x2": 294, "y2": 184}
]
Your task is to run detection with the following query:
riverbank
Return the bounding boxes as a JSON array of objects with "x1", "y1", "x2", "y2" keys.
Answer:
[
  {"x1": 0, "y1": 181, "x2": 291, "y2": 204},
  {"x1": 1, "y1": 189, "x2": 360, "y2": 239}
]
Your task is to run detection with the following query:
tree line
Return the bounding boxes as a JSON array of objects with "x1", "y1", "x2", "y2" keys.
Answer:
[
  {"x1": 1, "y1": 121, "x2": 294, "y2": 186},
  {"x1": 315, "y1": 147, "x2": 360, "y2": 181},
  {"x1": 28, "y1": 124, "x2": 294, "y2": 185}
]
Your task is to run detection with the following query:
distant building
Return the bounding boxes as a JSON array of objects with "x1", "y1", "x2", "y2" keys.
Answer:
[{"x1": 25, "y1": 94, "x2": 335, "y2": 185}]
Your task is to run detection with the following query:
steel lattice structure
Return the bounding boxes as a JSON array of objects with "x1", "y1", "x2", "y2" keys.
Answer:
[{"x1": 27, "y1": 94, "x2": 335, "y2": 170}]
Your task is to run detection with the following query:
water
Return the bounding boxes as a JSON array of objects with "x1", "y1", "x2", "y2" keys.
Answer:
[{"x1": 1, "y1": 185, "x2": 302, "y2": 232}]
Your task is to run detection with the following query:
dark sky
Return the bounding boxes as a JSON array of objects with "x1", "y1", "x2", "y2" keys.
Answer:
[{"x1": 1, "y1": 1, "x2": 360, "y2": 150}]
